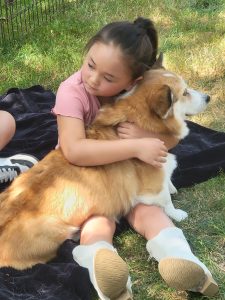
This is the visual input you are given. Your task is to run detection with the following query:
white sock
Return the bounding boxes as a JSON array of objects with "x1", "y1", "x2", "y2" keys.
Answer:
[
  {"x1": 73, "y1": 241, "x2": 115, "y2": 270},
  {"x1": 72, "y1": 241, "x2": 132, "y2": 300},
  {"x1": 146, "y1": 227, "x2": 211, "y2": 276}
]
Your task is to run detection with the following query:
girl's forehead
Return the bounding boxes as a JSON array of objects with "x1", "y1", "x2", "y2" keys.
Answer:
[
  {"x1": 88, "y1": 41, "x2": 122, "y2": 55},
  {"x1": 87, "y1": 42, "x2": 131, "y2": 78}
]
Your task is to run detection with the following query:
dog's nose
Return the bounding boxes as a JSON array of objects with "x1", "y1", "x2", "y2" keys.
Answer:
[{"x1": 206, "y1": 95, "x2": 210, "y2": 103}]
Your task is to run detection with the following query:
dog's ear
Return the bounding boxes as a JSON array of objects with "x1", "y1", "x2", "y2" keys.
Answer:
[
  {"x1": 151, "y1": 52, "x2": 164, "y2": 69},
  {"x1": 151, "y1": 85, "x2": 173, "y2": 118},
  {"x1": 93, "y1": 105, "x2": 126, "y2": 127}
]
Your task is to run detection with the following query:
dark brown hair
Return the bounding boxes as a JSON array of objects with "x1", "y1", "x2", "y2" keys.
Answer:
[{"x1": 85, "y1": 17, "x2": 158, "y2": 79}]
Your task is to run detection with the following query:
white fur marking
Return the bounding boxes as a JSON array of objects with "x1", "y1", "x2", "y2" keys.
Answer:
[
  {"x1": 163, "y1": 73, "x2": 176, "y2": 78},
  {"x1": 133, "y1": 154, "x2": 188, "y2": 222},
  {"x1": 116, "y1": 85, "x2": 137, "y2": 101}
]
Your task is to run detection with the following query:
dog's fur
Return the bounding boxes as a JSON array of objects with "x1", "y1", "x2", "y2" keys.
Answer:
[{"x1": 0, "y1": 62, "x2": 210, "y2": 270}]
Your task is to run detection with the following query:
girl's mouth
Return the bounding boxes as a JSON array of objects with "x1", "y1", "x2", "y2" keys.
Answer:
[{"x1": 85, "y1": 82, "x2": 98, "y2": 91}]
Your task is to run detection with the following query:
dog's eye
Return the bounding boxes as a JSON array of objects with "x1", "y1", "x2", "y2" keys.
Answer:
[{"x1": 183, "y1": 89, "x2": 188, "y2": 96}]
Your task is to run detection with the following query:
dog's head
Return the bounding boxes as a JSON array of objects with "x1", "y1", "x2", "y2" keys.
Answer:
[
  {"x1": 143, "y1": 69, "x2": 210, "y2": 120},
  {"x1": 93, "y1": 59, "x2": 210, "y2": 139}
]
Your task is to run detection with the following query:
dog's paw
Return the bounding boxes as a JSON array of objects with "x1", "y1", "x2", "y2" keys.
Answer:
[
  {"x1": 169, "y1": 185, "x2": 177, "y2": 194},
  {"x1": 172, "y1": 209, "x2": 188, "y2": 222}
]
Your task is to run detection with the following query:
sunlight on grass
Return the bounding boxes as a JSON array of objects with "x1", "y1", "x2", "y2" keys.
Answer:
[
  {"x1": 15, "y1": 44, "x2": 50, "y2": 70},
  {"x1": 189, "y1": 46, "x2": 224, "y2": 78},
  {"x1": 1, "y1": 1, "x2": 225, "y2": 299}
]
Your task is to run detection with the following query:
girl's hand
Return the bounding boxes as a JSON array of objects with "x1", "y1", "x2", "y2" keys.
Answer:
[
  {"x1": 117, "y1": 122, "x2": 178, "y2": 150},
  {"x1": 135, "y1": 138, "x2": 168, "y2": 168},
  {"x1": 117, "y1": 122, "x2": 151, "y2": 139}
]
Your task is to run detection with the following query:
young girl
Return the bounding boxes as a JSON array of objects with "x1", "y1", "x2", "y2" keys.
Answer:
[
  {"x1": 0, "y1": 110, "x2": 38, "y2": 185},
  {"x1": 53, "y1": 17, "x2": 218, "y2": 300}
]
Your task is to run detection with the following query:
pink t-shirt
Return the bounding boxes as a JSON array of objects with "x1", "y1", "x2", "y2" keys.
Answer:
[{"x1": 53, "y1": 70, "x2": 100, "y2": 127}]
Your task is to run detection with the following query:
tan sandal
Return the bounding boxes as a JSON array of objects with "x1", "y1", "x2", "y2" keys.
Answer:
[
  {"x1": 95, "y1": 248, "x2": 132, "y2": 299},
  {"x1": 158, "y1": 258, "x2": 218, "y2": 296},
  {"x1": 198, "y1": 274, "x2": 219, "y2": 297},
  {"x1": 115, "y1": 290, "x2": 133, "y2": 300}
]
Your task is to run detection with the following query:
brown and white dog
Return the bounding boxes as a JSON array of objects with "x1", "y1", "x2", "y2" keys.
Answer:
[{"x1": 0, "y1": 60, "x2": 210, "y2": 270}]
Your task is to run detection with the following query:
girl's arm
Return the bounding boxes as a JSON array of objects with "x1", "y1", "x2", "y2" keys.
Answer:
[
  {"x1": 57, "y1": 115, "x2": 168, "y2": 168},
  {"x1": 117, "y1": 122, "x2": 179, "y2": 150}
]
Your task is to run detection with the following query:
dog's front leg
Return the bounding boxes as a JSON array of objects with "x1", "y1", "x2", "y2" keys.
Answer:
[
  {"x1": 164, "y1": 199, "x2": 188, "y2": 222},
  {"x1": 135, "y1": 187, "x2": 188, "y2": 222},
  {"x1": 160, "y1": 185, "x2": 188, "y2": 222},
  {"x1": 168, "y1": 180, "x2": 177, "y2": 194}
]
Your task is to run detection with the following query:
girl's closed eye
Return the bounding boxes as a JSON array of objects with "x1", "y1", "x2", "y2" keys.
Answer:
[
  {"x1": 104, "y1": 76, "x2": 113, "y2": 82},
  {"x1": 88, "y1": 63, "x2": 94, "y2": 69}
]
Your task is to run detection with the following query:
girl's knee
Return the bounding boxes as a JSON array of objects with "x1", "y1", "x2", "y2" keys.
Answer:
[
  {"x1": 128, "y1": 204, "x2": 163, "y2": 223},
  {"x1": 127, "y1": 204, "x2": 173, "y2": 239},
  {"x1": 0, "y1": 111, "x2": 16, "y2": 150},
  {"x1": 80, "y1": 216, "x2": 116, "y2": 245}
]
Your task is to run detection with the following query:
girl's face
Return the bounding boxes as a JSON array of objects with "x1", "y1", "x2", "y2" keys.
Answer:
[{"x1": 81, "y1": 42, "x2": 135, "y2": 98}]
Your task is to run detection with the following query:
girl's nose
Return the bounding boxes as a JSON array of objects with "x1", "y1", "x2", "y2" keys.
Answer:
[{"x1": 90, "y1": 73, "x2": 100, "y2": 86}]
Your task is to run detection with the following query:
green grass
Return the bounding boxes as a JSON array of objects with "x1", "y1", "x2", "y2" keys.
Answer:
[{"x1": 1, "y1": 0, "x2": 225, "y2": 299}]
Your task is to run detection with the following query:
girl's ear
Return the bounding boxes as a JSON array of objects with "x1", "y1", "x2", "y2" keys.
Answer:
[{"x1": 126, "y1": 76, "x2": 143, "y2": 91}]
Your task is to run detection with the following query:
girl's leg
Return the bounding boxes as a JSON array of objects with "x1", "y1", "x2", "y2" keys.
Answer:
[
  {"x1": 72, "y1": 216, "x2": 132, "y2": 300},
  {"x1": 127, "y1": 204, "x2": 218, "y2": 297},
  {"x1": 0, "y1": 110, "x2": 16, "y2": 150},
  {"x1": 79, "y1": 215, "x2": 116, "y2": 245}
]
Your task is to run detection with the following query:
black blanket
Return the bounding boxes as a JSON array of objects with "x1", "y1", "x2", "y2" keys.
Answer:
[{"x1": 0, "y1": 86, "x2": 225, "y2": 300}]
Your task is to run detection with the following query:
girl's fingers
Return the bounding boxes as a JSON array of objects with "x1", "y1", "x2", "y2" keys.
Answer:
[
  {"x1": 157, "y1": 157, "x2": 167, "y2": 163},
  {"x1": 118, "y1": 122, "x2": 134, "y2": 131},
  {"x1": 118, "y1": 122, "x2": 133, "y2": 128},
  {"x1": 153, "y1": 156, "x2": 168, "y2": 167},
  {"x1": 117, "y1": 127, "x2": 129, "y2": 134},
  {"x1": 117, "y1": 133, "x2": 130, "y2": 139},
  {"x1": 161, "y1": 150, "x2": 168, "y2": 157},
  {"x1": 151, "y1": 161, "x2": 163, "y2": 168}
]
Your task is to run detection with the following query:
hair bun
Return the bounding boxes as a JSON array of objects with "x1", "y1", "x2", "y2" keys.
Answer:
[
  {"x1": 133, "y1": 17, "x2": 158, "y2": 66},
  {"x1": 133, "y1": 17, "x2": 155, "y2": 34}
]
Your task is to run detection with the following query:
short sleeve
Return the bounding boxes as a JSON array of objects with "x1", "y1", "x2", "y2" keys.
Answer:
[{"x1": 52, "y1": 81, "x2": 87, "y2": 121}]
